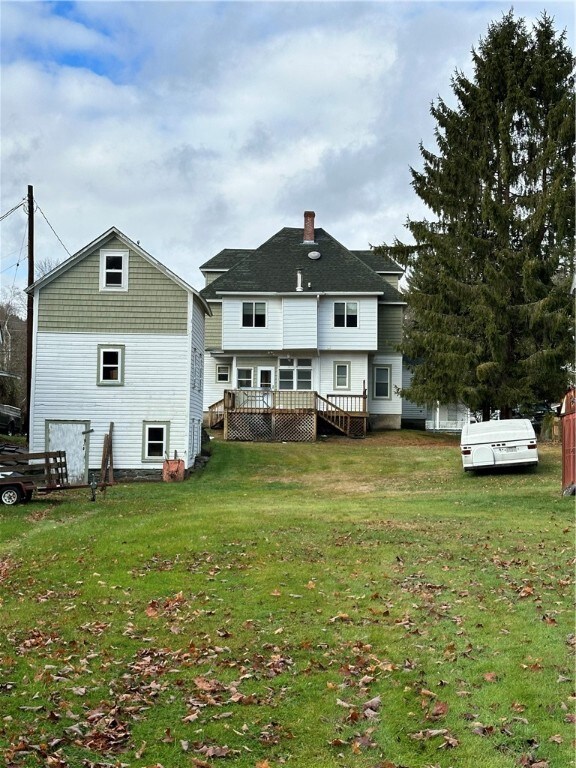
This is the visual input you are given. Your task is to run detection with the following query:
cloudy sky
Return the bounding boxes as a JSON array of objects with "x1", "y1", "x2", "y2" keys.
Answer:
[{"x1": 1, "y1": 0, "x2": 573, "y2": 293}]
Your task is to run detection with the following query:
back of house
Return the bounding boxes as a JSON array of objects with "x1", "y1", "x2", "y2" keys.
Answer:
[
  {"x1": 27, "y1": 228, "x2": 210, "y2": 481},
  {"x1": 460, "y1": 418, "x2": 538, "y2": 471}
]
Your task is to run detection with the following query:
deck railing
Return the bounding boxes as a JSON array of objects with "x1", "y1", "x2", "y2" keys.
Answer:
[
  {"x1": 325, "y1": 393, "x2": 368, "y2": 415},
  {"x1": 225, "y1": 389, "x2": 316, "y2": 411},
  {"x1": 208, "y1": 388, "x2": 368, "y2": 438}
]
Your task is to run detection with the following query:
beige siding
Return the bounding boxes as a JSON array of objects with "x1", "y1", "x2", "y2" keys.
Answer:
[
  {"x1": 378, "y1": 305, "x2": 403, "y2": 352},
  {"x1": 205, "y1": 303, "x2": 223, "y2": 349},
  {"x1": 38, "y1": 242, "x2": 188, "y2": 333},
  {"x1": 204, "y1": 272, "x2": 226, "y2": 286},
  {"x1": 382, "y1": 275, "x2": 400, "y2": 289}
]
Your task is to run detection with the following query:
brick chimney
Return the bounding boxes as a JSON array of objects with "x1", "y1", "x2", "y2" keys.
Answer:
[{"x1": 303, "y1": 211, "x2": 316, "y2": 243}]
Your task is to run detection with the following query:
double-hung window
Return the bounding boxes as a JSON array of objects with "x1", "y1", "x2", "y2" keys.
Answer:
[
  {"x1": 97, "y1": 345, "x2": 124, "y2": 386},
  {"x1": 278, "y1": 358, "x2": 312, "y2": 390},
  {"x1": 334, "y1": 301, "x2": 358, "y2": 328},
  {"x1": 373, "y1": 366, "x2": 391, "y2": 399},
  {"x1": 334, "y1": 362, "x2": 351, "y2": 390},
  {"x1": 143, "y1": 422, "x2": 169, "y2": 460},
  {"x1": 242, "y1": 301, "x2": 266, "y2": 327},
  {"x1": 237, "y1": 368, "x2": 253, "y2": 388},
  {"x1": 100, "y1": 249, "x2": 129, "y2": 291},
  {"x1": 217, "y1": 364, "x2": 230, "y2": 383}
]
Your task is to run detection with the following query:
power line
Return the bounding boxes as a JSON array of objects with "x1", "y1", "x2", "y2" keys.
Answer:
[
  {"x1": 9, "y1": 225, "x2": 28, "y2": 293},
  {"x1": 0, "y1": 198, "x2": 26, "y2": 223},
  {"x1": 34, "y1": 201, "x2": 72, "y2": 257},
  {"x1": 0, "y1": 257, "x2": 28, "y2": 275}
]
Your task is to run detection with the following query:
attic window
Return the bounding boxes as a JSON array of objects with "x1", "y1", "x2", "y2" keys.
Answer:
[{"x1": 100, "y1": 249, "x2": 129, "y2": 291}]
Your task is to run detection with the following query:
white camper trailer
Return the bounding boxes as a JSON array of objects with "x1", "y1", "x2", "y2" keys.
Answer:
[{"x1": 460, "y1": 418, "x2": 538, "y2": 471}]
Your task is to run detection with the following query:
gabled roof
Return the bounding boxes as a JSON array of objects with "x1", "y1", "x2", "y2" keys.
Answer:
[
  {"x1": 201, "y1": 223, "x2": 405, "y2": 302},
  {"x1": 26, "y1": 226, "x2": 211, "y2": 315},
  {"x1": 352, "y1": 250, "x2": 404, "y2": 274},
  {"x1": 200, "y1": 248, "x2": 254, "y2": 272}
]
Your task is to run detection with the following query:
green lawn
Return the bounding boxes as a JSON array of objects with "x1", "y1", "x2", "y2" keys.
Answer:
[{"x1": 0, "y1": 431, "x2": 573, "y2": 768}]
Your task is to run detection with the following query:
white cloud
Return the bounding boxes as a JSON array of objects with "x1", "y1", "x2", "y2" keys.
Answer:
[{"x1": 1, "y1": 1, "x2": 573, "y2": 291}]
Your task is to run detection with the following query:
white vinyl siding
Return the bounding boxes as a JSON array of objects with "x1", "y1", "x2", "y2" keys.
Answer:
[
  {"x1": 368, "y1": 353, "x2": 402, "y2": 416},
  {"x1": 222, "y1": 297, "x2": 282, "y2": 350},
  {"x1": 30, "y1": 332, "x2": 194, "y2": 470},
  {"x1": 188, "y1": 296, "x2": 206, "y2": 461},
  {"x1": 283, "y1": 297, "x2": 317, "y2": 348},
  {"x1": 318, "y1": 296, "x2": 378, "y2": 350},
  {"x1": 318, "y1": 353, "x2": 368, "y2": 399}
]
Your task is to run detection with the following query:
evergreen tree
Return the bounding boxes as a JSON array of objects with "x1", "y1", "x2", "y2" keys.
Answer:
[{"x1": 385, "y1": 11, "x2": 574, "y2": 419}]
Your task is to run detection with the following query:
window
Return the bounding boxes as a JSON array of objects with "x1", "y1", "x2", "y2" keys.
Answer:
[
  {"x1": 217, "y1": 365, "x2": 230, "y2": 383},
  {"x1": 242, "y1": 301, "x2": 266, "y2": 327},
  {"x1": 278, "y1": 358, "x2": 312, "y2": 390},
  {"x1": 334, "y1": 301, "x2": 358, "y2": 327},
  {"x1": 143, "y1": 422, "x2": 169, "y2": 461},
  {"x1": 237, "y1": 368, "x2": 253, "y2": 388},
  {"x1": 97, "y1": 345, "x2": 124, "y2": 385},
  {"x1": 334, "y1": 362, "x2": 350, "y2": 390},
  {"x1": 373, "y1": 366, "x2": 391, "y2": 399},
  {"x1": 100, "y1": 249, "x2": 128, "y2": 291}
]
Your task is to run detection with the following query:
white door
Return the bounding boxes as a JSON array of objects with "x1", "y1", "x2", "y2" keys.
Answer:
[
  {"x1": 258, "y1": 368, "x2": 274, "y2": 389},
  {"x1": 257, "y1": 368, "x2": 274, "y2": 407},
  {"x1": 46, "y1": 420, "x2": 90, "y2": 484}
]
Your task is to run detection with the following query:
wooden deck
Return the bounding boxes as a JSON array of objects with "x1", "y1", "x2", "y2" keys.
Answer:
[{"x1": 207, "y1": 389, "x2": 368, "y2": 441}]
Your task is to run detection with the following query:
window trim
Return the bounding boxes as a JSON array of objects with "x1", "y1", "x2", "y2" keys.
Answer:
[
  {"x1": 236, "y1": 367, "x2": 253, "y2": 388},
  {"x1": 333, "y1": 301, "x2": 358, "y2": 328},
  {"x1": 241, "y1": 301, "x2": 267, "y2": 328},
  {"x1": 216, "y1": 364, "x2": 230, "y2": 383},
  {"x1": 373, "y1": 365, "x2": 391, "y2": 400},
  {"x1": 97, "y1": 344, "x2": 125, "y2": 386},
  {"x1": 334, "y1": 361, "x2": 351, "y2": 390},
  {"x1": 100, "y1": 249, "x2": 129, "y2": 292},
  {"x1": 142, "y1": 421, "x2": 169, "y2": 462}
]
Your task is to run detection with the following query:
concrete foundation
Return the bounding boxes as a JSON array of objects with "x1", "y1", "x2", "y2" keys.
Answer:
[{"x1": 369, "y1": 414, "x2": 402, "y2": 431}]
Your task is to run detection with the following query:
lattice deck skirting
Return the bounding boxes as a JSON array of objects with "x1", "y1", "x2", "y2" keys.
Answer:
[{"x1": 225, "y1": 412, "x2": 317, "y2": 442}]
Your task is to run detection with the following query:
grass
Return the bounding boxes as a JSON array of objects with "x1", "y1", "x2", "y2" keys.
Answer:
[{"x1": 0, "y1": 431, "x2": 573, "y2": 768}]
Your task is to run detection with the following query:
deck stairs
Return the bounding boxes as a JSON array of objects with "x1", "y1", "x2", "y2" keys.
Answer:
[{"x1": 207, "y1": 390, "x2": 367, "y2": 439}]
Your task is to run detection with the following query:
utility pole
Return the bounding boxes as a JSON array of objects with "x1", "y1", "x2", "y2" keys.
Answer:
[{"x1": 25, "y1": 185, "x2": 34, "y2": 435}]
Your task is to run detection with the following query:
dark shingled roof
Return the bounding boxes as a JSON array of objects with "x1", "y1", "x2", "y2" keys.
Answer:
[
  {"x1": 352, "y1": 250, "x2": 403, "y2": 274},
  {"x1": 201, "y1": 227, "x2": 405, "y2": 302},
  {"x1": 200, "y1": 248, "x2": 253, "y2": 271}
]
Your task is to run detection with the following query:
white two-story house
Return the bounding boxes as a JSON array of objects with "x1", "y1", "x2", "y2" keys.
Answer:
[
  {"x1": 200, "y1": 212, "x2": 405, "y2": 440},
  {"x1": 26, "y1": 227, "x2": 210, "y2": 480}
]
